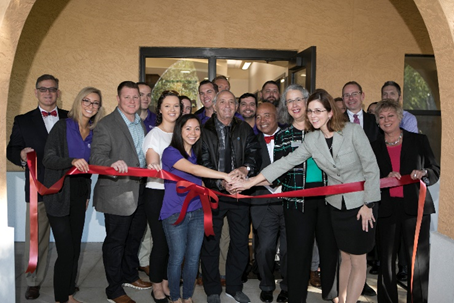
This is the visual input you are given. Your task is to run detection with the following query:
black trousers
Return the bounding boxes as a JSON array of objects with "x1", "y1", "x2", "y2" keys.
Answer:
[
  {"x1": 201, "y1": 198, "x2": 250, "y2": 296},
  {"x1": 143, "y1": 188, "x2": 169, "y2": 282},
  {"x1": 47, "y1": 176, "x2": 88, "y2": 303},
  {"x1": 103, "y1": 183, "x2": 147, "y2": 299},
  {"x1": 253, "y1": 203, "x2": 287, "y2": 292},
  {"x1": 377, "y1": 197, "x2": 431, "y2": 303},
  {"x1": 283, "y1": 196, "x2": 339, "y2": 303}
]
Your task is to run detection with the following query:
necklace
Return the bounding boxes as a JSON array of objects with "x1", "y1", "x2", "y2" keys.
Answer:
[{"x1": 385, "y1": 131, "x2": 402, "y2": 146}]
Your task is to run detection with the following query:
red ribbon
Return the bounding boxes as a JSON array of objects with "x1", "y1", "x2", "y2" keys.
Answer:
[
  {"x1": 26, "y1": 150, "x2": 426, "y2": 297},
  {"x1": 175, "y1": 180, "x2": 219, "y2": 236}
]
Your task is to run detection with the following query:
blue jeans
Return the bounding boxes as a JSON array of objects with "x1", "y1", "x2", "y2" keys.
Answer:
[{"x1": 162, "y1": 208, "x2": 204, "y2": 301}]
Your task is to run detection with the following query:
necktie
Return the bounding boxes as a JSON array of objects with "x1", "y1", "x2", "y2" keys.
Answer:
[
  {"x1": 42, "y1": 110, "x2": 57, "y2": 117},
  {"x1": 353, "y1": 114, "x2": 360, "y2": 124},
  {"x1": 264, "y1": 135, "x2": 274, "y2": 144}
]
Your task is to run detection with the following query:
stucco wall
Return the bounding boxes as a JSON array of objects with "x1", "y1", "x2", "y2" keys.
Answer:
[{"x1": 7, "y1": 0, "x2": 432, "y2": 158}]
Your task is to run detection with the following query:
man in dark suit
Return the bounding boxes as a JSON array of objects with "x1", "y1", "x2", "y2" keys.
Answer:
[
  {"x1": 7, "y1": 74, "x2": 68, "y2": 300},
  {"x1": 90, "y1": 81, "x2": 151, "y2": 303},
  {"x1": 342, "y1": 81, "x2": 380, "y2": 142},
  {"x1": 251, "y1": 102, "x2": 288, "y2": 303},
  {"x1": 342, "y1": 80, "x2": 380, "y2": 296}
]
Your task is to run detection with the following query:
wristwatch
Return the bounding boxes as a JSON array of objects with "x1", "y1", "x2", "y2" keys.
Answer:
[{"x1": 364, "y1": 202, "x2": 375, "y2": 208}]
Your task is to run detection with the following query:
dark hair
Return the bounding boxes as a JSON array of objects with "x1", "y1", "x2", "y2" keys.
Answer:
[
  {"x1": 367, "y1": 101, "x2": 378, "y2": 113},
  {"x1": 156, "y1": 90, "x2": 182, "y2": 125},
  {"x1": 117, "y1": 81, "x2": 139, "y2": 96},
  {"x1": 342, "y1": 81, "x2": 363, "y2": 94},
  {"x1": 238, "y1": 92, "x2": 258, "y2": 106},
  {"x1": 198, "y1": 80, "x2": 218, "y2": 93},
  {"x1": 170, "y1": 114, "x2": 202, "y2": 160},
  {"x1": 381, "y1": 81, "x2": 401, "y2": 96},
  {"x1": 36, "y1": 74, "x2": 59, "y2": 88},
  {"x1": 179, "y1": 95, "x2": 191, "y2": 102},
  {"x1": 213, "y1": 75, "x2": 230, "y2": 88},
  {"x1": 261, "y1": 80, "x2": 280, "y2": 92},
  {"x1": 306, "y1": 88, "x2": 345, "y2": 132},
  {"x1": 136, "y1": 81, "x2": 151, "y2": 88},
  {"x1": 334, "y1": 97, "x2": 343, "y2": 102}
]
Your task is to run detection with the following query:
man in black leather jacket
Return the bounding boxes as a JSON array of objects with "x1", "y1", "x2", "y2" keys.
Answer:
[{"x1": 200, "y1": 90, "x2": 260, "y2": 303}]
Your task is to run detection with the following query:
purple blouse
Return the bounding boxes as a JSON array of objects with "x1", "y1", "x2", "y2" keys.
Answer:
[
  {"x1": 143, "y1": 109, "x2": 157, "y2": 133},
  {"x1": 66, "y1": 118, "x2": 93, "y2": 162},
  {"x1": 160, "y1": 146, "x2": 202, "y2": 220}
]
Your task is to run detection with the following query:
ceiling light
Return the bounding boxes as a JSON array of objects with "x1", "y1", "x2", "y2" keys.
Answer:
[
  {"x1": 241, "y1": 62, "x2": 252, "y2": 70},
  {"x1": 181, "y1": 70, "x2": 190, "y2": 73}
]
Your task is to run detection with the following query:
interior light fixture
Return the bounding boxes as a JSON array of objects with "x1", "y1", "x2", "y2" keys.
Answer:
[
  {"x1": 181, "y1": 70, "x2": 190, "y2": 73},
  {"x1": 241, "y1": 62, "x2": 252, "y2": 70},
  {"x1": 280, "y1": 79, "x2": 285, "y2": 83}
]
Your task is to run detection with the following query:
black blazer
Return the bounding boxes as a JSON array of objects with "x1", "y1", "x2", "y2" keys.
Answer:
[
  {"x1": 345, "y1": 110, "x2": 380, "y2": 142},
  {"x1": 371, "y1": 130, "x2": 440, "y2": 217},
  {"x1": 250, "y1": 134, "x2": 281, "y2": 227},
  {"x1": 7, "y1": 107, "x2": 68, "y2": 202}
]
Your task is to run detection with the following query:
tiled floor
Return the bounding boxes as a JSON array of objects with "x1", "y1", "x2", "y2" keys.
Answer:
[{"x1": 15, "y1": 242, "x2": 406, "y2": 303}]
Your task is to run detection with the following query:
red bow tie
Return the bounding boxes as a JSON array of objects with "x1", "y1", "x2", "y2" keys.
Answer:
[
  {"x1": 264, "y1": 135, "x2": 274, "y2": 144},
  {"x1": 42, "y1": 110, "x2": 57, "y2": 117}
]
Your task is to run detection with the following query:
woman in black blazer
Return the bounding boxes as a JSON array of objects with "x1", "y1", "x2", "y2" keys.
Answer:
[
  {"x1": 43, "y1": 87, "x2": 105, "y2": 303},
  {"x1": 371, "y1": 99, "x2": 440, "y2": 303}
]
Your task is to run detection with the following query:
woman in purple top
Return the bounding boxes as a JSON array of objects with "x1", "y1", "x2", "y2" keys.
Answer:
[
  {"x1": 43, "y1": 87, "x2": 105, "y2": 303},
  {"x1": 151, "y1": 114, "x2": 233, "y2": 303}
]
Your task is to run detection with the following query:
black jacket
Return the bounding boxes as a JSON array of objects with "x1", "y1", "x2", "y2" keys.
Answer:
[
  {"x1": 201, "y1": 114, "x2": 261, "y2": 192},
  {"x1": 371, "y1": 130, "x2": 440, "y2": 216},
  {"x1": 7, "y1": 107, "x2": 68, "y2": 202}
]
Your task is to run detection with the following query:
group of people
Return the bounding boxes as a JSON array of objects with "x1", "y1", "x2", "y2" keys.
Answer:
[{"x1": 7, "y1": 74, "x2": 438, "y2": 303}]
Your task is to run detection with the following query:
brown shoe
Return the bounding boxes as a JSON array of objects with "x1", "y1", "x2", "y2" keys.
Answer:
[
  {"x1": 25, "y1": 286, "x2": 40, "y2": 300},
  {"x1": 196, "y1": 276, "x2": 203, "y2": 286},
  {"x1": 139, "y1": 265, "x2": 150, "y2": 276},
  {"x1": 107, "y1": 294, "x2": 136, "y2": 303},
  {"x1": 123, "y1": 278, "x2": 152, "y2": 290},
  {"x1": 309, "y1": 271, "x2": 321, "y2": 287}
]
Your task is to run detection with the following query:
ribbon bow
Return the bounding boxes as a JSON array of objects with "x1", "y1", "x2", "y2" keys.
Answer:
[{"x1": 175, "y1": 180, "x2": 219, "y2": 236}]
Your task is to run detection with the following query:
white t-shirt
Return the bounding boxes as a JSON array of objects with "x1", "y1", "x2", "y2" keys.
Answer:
[{"x1": 142, "y1": 126, "x2": 173, "y2": 189}]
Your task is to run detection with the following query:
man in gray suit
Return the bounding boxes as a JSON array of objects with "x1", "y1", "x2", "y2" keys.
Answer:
[{"x1": 90, "y1": 81, "x2": 151, "y2": 303}]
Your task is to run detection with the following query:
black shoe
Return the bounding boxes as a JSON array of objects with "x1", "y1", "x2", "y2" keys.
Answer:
[
  {"x1": 369, "y1": 262, "x2": 379, "y2": 275},
  {"x1": 397, "y1": 266, "x2": 408, "y2": 281},
  {"x1": 361, "y1": 283, "x2": 376, "y2": 296},
  {"x1": 260, "y1": 291, "x2": 273, "y2": 303},
  {"x1": 151, "y1": 289, "x2": 169, "y2": 303},
  {"x1": 25, "y1": 286, "x2": 40, "y2": 300},
  {"x1": 276, "y1": 290, "x2": 288, "y2": 302}
]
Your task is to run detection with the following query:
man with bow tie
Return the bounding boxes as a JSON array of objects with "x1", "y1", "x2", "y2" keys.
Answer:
[
  {"x1": 250, "y1": 102, "x2": 289, "y2": 303},
  {"x1": 7, "y1": 74, "x2": 68, "y2": 300}
]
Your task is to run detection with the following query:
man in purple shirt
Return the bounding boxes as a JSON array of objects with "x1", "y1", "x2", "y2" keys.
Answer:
[
  {"x1": 137, "y1": 82, "x2": 157, "y2": 133},
  {"x1": 195, "y1": 80, "x2": 218, "y2": 125},
  {"x1": 381, "y1": 81, "x2": 418, "y2": 133},
  {"x1": 238, "y1": 93, "x2": 259, "y2": 135}
]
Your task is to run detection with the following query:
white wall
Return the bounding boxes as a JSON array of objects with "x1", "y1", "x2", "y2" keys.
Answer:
[
  {"x1": 428, "y1": 231, "x2": 454, "y2": 302},
  {"x1": 7, "y1": 172, "x2": 106, "y2": 242}
]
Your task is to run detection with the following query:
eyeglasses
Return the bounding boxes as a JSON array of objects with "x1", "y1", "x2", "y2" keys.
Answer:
[
  {"x1": 82, "y1": 99, "x2": 101, "y2": 108},
  {"x1": 342, "y1": 91, "x2": 361, "y2": 99},
  {"x1": 306, "y1": 109, "x2": 327, "y2": 115},
  {"x1": 286, "y1": 97, "x2": 306, "y2": 105},
  {"x1": 37, "y1": 87, "x2": 58, "y2": 93}
]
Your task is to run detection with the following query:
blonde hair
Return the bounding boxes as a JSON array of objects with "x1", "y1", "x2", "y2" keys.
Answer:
[{"x1": 68, "y1": 87, "x2": 105, "y2": 129}]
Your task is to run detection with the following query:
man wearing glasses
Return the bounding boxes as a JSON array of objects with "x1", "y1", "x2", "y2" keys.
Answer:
[
  {"x1": 341, "y1": 80, "x2": 380, "y2": 297},
  {"x1": 342, "y1": 81, "x2": 380, "y2": 142},
  {"x1": 7, "y1": 74, "x2": 68, "y2": 300}
]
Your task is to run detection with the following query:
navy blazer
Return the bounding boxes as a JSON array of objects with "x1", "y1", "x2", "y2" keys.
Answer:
[
  {"x1": 371, "y1": 130, "x2": 440, "y2": 216},
  {"x1": 7, "y1": 107, "x2": 68, "y2": 202}
]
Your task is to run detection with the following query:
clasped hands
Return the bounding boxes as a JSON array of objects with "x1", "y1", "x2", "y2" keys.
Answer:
[{"x1": 223, "y1": 168, "x2": 249, "y2": 195}]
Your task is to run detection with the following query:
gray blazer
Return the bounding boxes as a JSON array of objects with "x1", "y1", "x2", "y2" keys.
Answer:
[
  {"x1": 90, "y1": 108, "x2": 146, "y2": 216},
  {"x1": 262, "y1": 122, "x2": 380, "y2": 210}
]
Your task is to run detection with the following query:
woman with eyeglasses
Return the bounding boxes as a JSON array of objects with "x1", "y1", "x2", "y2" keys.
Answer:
[
  {"x1": 232, "y1": 88, "x2": 380, "y2": 303},
  {"x1": 43, "y1": 87, "x2": 105, "y2": 303},
  {"x1": 259, "y1": 84, "x2": 339, "y2": 303},
  {"x1": 142, "y1": 90, "x2": 182, "y2": 302}
]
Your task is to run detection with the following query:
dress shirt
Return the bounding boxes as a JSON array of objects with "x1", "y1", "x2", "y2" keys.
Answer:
[
  {"x1": 400, "y1": 110, "x2": 418, "y2": 133},
  {"x1": 117, "y1": 108, "x2": 146, "y2": 168},
  {"x1": 264, "y1": 128, "x2": 282, "y2": 194},
  {"x1": 39, "y1": 105, "x2": 59, "y2": 133},
  {"x1": 346, "y1": 109, "x2": 363, "y2": 128}
]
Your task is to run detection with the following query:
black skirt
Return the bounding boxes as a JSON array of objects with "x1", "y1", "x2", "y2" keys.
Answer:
[{"x1": 329, "y1": 203, "x2": 377, "y2": 255}]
